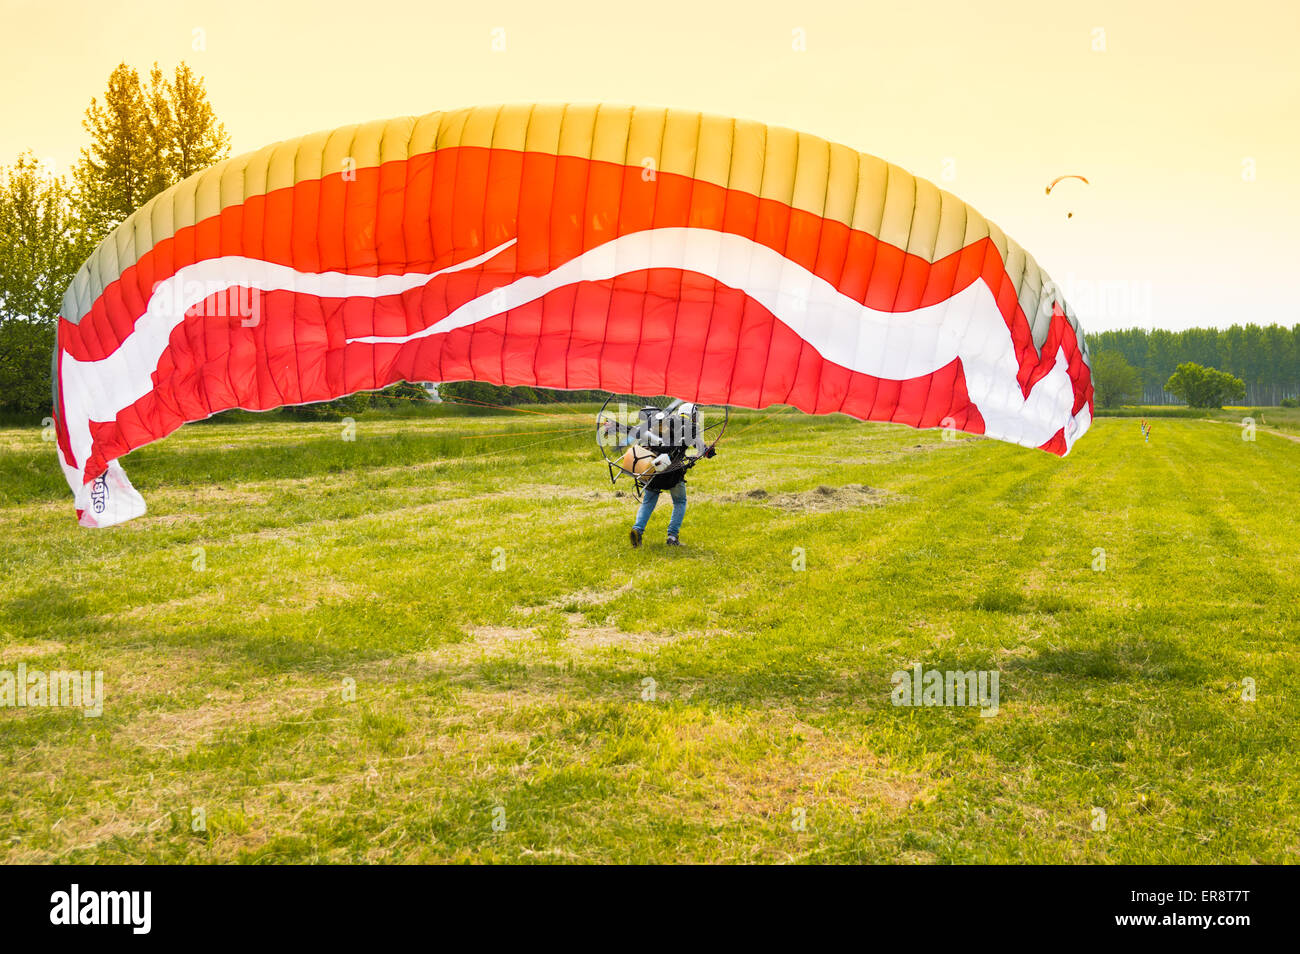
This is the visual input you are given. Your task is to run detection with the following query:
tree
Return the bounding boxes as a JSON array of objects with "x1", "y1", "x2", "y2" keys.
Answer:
[
  {"x1": 1292, "y1": 325, "x2": 1300, "y2": 403},
  {"x1": 169, "y1": 63, "x2": 231, "y2": 179},
  {"x1": 73, "y1": 62, "x2": 230, "y2": 239},
  {"x1": 1146, "y1": 329, "x2": 1177, "y2": 404},
  {"x1": 283, "y1": 392, "x2": 371, "y2": 420},
  {"x1": 1165, "y1": 362, "x2": 1246, "y2": 409},
  {"x1": 437, "y1": 381, "x2": 516, "y2": 407},
  {"x1": 1090, "y1": 351, "x2": 1142, "y2": 408},
  {"x1": 369, "y1": 380, "x2": 433, "y2": 407},
  {"x1": 0, "y1": 155, "x2": 93, "y2": 413},
  {"x1": 1263, "y1": 324, "x2": 1292, "y2": 405},
  {"x1": 1241, "y1": 324, "x2": 1266, "y2": 404},
  {"x1": 73, "y1": 63, "x2": 166, "y2": 238}
]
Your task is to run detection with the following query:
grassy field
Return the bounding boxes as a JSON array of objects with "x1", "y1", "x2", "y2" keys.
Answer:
[{"x1": 1, "y1": 404, "x2": 1297, "y2": 863}]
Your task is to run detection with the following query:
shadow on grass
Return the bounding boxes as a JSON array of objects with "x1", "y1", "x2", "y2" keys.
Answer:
[
  {"x1": 970, "y1": 586, "x2": 1078, "y2": 616},
  {"x1": 0, "y1": 448, "x2": 68, "y2": 506},
  {"x1": 1, "y1": 585, "x2": 102, "y2": 641},
  {"x1": 1005, "y1": 636, "x2": 1212, "y2": 683},
  {"x1": 124, "y1": 428, "x2": 590, "y2": 492}
]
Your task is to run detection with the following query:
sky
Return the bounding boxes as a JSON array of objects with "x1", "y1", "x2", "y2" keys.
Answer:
[{"x1": 2, "y1": 0, "x2": 1296, "y2": 333}]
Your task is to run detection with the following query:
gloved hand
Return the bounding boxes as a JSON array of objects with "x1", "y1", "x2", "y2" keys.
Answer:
[
  {"x1": 704, "y1": 446, "x2": 716, "y2": 458},
  {"x1": 652, "y1": 453, "x2": 672, "y2": 472}
]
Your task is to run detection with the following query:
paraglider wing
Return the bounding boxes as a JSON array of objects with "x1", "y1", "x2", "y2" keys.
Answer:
[
  {"x1": 53, "y1": 104, "x2": 1094, "y2": 527},
  {"x1": 1045, "y1": 174, "x2": 1090, "y2": 195}
]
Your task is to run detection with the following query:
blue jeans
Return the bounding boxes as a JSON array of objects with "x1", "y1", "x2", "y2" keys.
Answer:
[{"x1": 634, "y1": 482, "x2": 687, "y2": 537}]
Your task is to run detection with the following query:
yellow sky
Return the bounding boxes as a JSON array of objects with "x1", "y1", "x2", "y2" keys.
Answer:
[{"x1": 3, "y1": 0, "x2": 1297, "y2": 332}]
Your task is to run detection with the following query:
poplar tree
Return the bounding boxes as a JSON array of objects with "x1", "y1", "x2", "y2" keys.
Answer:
[
  {"x1": 72, "y1": 61, "x2": 230, "y2": 239},
  {"x1": 169, "y1": 63, "x2": 230, "y2": 180},
  {"x1": 73, "y1": 63, "x2": 164, "y2": 237}
]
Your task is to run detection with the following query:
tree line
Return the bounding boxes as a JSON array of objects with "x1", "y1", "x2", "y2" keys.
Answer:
[
  {"x1": 437, "y1": 382, "x2": 607, "y2": 406},
  {"x1": 1090, "y1": 325, "x2": 1300, "y2": 406}
]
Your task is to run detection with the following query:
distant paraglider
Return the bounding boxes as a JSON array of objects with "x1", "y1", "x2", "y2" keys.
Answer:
[{"x1": 1046, "y1": 174, "x2": 1090, "y2": 218}]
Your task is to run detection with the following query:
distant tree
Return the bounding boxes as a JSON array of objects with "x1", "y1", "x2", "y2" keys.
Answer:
[
  {"x1": 1165, "y1": 362, "x2": 1246, "y2": 409},
  {"x1": 283, "y1": 392, "x2": 370, "y2": 420},
  {"x1": 1220, "y1": 324, "x2": 1245, "y2": 383},
  {"x1": 1241, "y1": 324, "x2": 1266, "y2": 404},
  {"x1": 437, "y1": 381, "x2": 512, "y2": 407},
  {"x1": 1263, "y1": 324, "x2": 1292, "y2": 405},
  {"x1": 0, "y1": 155, "x2": 93, "y2": 413},
  {"x1": 435, "y1": 382, "x2": 608, "y2": 406},
  {"x1": 534, "y1": 387, "x2": 606, "y2": 403},
  {"x1": 368, "y1": 380, "x2": 431, "y2": 407},
  {"x1": 1146, "y1": 329, "x2": 1177, "y2": 403},
  {"x1": 1090, "y1": 351, "x2": 1142, "y2": 408},
  {"x1": 1293, "y1": 325, "x2": 1300, "y2": 401}
]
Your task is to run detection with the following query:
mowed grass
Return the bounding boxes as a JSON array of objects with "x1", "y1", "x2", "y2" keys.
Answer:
[{"x1": 1, "y1": 405, "x2": 1297, "y2": 863}]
